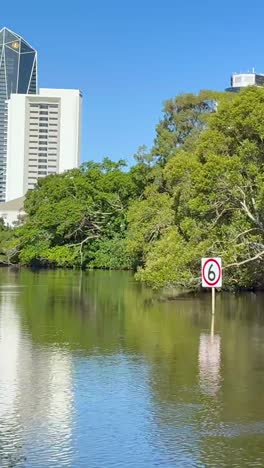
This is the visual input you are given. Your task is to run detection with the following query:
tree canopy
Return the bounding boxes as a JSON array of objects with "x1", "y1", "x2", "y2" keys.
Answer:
[
  {"x1": 128, "y1": 87, "x2": 264, "y2": 290},
  {"x1": 2, "y1": 87, "x2": 264, "y2": 291}
]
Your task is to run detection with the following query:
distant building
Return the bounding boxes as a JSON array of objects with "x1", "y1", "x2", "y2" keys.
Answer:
[
  {"x1": 6, "y1": 88, "x2": 82, "y2": 202},
  {"x1": 0, "y1": 27, "x2": 37, "y2": 202},
  {"x1": 0, "y1": 196, "x2": 25, "y2": 226},
  {"x1": 226, "y1": 72, "x2": 264, "y2": 92},
  {"x1": 0, "y1": 27, "x2": 82, "y2": 224}
]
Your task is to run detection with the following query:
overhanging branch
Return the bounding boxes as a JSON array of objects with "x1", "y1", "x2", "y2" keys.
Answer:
[{"x1": 224, "y1": 250, "x2": 264, "y2": 269}]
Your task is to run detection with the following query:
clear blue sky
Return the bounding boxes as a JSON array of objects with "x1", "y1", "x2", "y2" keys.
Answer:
[{"x1": 2, "y1": 0, "x2": 264, "y2": 165}]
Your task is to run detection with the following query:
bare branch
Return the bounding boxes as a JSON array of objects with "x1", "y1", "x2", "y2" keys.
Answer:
[
  {"x1": 68, "y1": 234, "x2": 101, "y2": 268},
  {"x1": 233, "y1": 227, "x2": 263, "y2": 241},
  {"x1": 224, "y1": 250, "x2": 264, "y2": 269},
  {"x1": 67, "y1": 235, "x2": 100, "y2": 248},
  {"x1": 240, "y1": 199, "x2": 258, "y2": 225}
]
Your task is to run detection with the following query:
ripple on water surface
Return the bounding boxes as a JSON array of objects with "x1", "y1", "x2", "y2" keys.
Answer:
[{"x1": 0, "y1": 270, "x2": 263, "y2": 466}]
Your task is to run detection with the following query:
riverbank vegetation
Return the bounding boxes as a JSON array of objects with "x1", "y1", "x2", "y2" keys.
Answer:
[{"x1": 1, "y1": 86, "x2": 264, "y2": 290}]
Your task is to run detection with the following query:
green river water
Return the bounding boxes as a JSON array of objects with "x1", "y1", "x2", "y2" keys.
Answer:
[{"x1": 0, "y1": 269, "x2": 263, "y2": 467}]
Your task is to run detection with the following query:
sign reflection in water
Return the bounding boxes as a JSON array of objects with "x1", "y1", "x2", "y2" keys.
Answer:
[{"x1": 198, "y1": 314, "x2": 221, "y2": 396}]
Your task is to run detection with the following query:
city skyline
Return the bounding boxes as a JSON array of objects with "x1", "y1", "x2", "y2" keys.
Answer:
[
  {"x1": 0, "y1": 26, "x2": 82, "y2": 214},
  {"x1": 2, "y1": 0, "x2": 264, "y2": 167},
  {"x1": 3, "y1": 0, "x2": 264, "y2": 167}
]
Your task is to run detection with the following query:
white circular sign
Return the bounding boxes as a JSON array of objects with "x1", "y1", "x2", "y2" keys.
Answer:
[{"x1": 201, "y1": 258, "x2": 222, "y2": 288}]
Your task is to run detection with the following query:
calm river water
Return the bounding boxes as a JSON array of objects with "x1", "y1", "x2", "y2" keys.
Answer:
[{"x1": 0, "y1": 269, "x2": 263, "y2": 467}]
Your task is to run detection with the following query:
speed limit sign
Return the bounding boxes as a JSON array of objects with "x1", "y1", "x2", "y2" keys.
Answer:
[{"x1": 202, "y1": 258, "x2": 222, "y2": 288}]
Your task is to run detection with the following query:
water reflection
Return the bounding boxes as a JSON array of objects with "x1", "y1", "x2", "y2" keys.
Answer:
[
  {"x1": 0, "y1": 290, "x2": 20, "y2": 420},
  {"x1": 0, "y1": 285, "x2": 74, "y2": 467},
  {"x1": 0, "y1": 269, "x2": 263, "y2": 466},
  {"x1": 199, "y1": 314, "x2": 221, "y2": 396}
]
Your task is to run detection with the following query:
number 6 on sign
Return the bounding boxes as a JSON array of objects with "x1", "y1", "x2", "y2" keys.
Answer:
[{"x1": 201, "y1": 258, "x2": 222, "y2": 288}]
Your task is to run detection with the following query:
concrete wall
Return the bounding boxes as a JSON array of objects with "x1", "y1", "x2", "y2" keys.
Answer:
[
  {"x1": 39, "y1": 89, "x2": 82, "y2": 172},
  {"x1": 6, "y1": 95, "x2": 26, "y2": 201},
  {"x1": 232, "y1": 73, "x2": 255, "y2": 87}
]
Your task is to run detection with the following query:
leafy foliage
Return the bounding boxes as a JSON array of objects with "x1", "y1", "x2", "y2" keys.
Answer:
[
  {"x1": 3, "y1": 87, "x2": 264, "y2": 291},
  {"x1": 151, "y1": 90, "x2": 225, "y2": 165},
  {"x1": 128, "y1": 87, "x2": 264, "y2": 290},
  {"x1": 7, "y1": 158, "x2": 139, "y2": 268}
]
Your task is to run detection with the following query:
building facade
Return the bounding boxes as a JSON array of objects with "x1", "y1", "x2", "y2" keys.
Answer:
[
  {"x1": 226, "y1": 72, "x2": 264, "y2": 92},
  {"x1": 6, "y1": 89, "x2": 82, "y2": 201},
  {"x1": 0, "y1": 27, "x2": 37, "y2": 201}
]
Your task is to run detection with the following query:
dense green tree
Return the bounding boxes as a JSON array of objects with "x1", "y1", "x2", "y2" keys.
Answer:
[
  {"x1": 2, "y1": 87, "x2": 264, "y2": 291},
  {"x1": 10, "y1": 159, "x2": 138, "y2": 268},
  {"x1": 0, "y1": 219, "x2": 17, "y2": 265},
  {"x1": 151, "y1": 90, "x2": 227, "y2": 165},
  {"x1": 131, "y1": 87, "x2": 264, "y2": 290}
]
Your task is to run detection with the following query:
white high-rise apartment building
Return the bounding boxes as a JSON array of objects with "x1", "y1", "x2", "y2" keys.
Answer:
[{"x1": 6, "y1": 88, "x2": 82, "y2": 201}]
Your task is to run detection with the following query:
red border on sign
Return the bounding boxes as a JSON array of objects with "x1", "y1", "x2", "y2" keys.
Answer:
[{"x1": 202, "y1": 258, "x2": 221, "y2": 286}]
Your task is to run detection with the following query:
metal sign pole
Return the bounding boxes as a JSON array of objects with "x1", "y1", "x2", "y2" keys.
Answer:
[
  {"x1": 212, "y1": 287, "x2": 215, "y2": 315},
  {"x1": 201, "y1": 257, "x2": 222, "y2": 315},
  {"x1": 210, "y1": 313, "x2": 215, "y2": 338}
]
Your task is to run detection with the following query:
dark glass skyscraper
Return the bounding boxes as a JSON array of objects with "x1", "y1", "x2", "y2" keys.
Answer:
[{"x1": 0, "y1": 27, "x2": 37, "y2": 201}]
